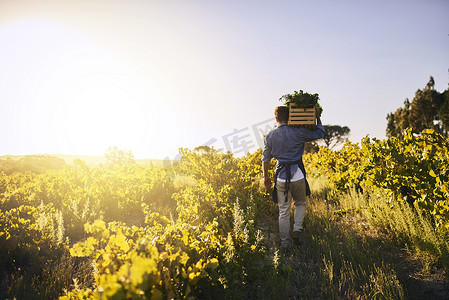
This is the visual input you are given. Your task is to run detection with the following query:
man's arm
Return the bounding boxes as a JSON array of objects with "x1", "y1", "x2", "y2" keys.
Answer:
[
  {"x1": 263, "y1": 161, "x2": 272, "y2": 189},
  {"x1": 316, "y1": 107, "x2": 322, "y2": 125},
  {"x1": 261, "y1": 132, "x2": 273, "y2": 189},
  {"x1": 296, "y1": 108, "x2": 325, "y2": 141}
]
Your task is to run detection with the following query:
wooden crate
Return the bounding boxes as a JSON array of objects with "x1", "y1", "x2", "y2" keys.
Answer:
[{"x1": 288, "y1": 103, "x2": 316, "y2": 126}]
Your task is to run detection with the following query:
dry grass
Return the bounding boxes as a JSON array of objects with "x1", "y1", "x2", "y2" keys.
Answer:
[{"x1": 260, "y1": 176, "x2": 449, "y2": 299}]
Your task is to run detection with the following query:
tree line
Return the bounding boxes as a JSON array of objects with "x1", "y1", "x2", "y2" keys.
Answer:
[{"x1": 387, "y1": 76, "x2": 449, "y2": 138}]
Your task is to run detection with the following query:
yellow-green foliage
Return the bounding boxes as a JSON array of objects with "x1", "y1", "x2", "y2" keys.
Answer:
[
  {"x1": 63, "y1": 148, "x2": 276, "y2": 299},
  {"x1": 304, "y1": 128, "x2": 449, "y2": 229},
  {"x1": 0, "y1": 204, "x2": 76, "y2": 299},
  {"x1": 1, "y1": 148, "x2": 282, "y2": 299},
  {"x1": 3, "y1": 137, "x2": 447, "y2": 299}
]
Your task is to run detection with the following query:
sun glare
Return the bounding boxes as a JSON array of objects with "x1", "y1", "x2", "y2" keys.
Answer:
[
  {"x1": 60, "y1": 81, "x2": 150, "y2": 155},
  {"x1": 0, "y1": 19, "x2": 166, "y2": 157}
]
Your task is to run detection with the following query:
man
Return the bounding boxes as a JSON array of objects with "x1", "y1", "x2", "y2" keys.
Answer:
[{"x1": 262, "y1": 106, "x2": 324, "y2": 250}]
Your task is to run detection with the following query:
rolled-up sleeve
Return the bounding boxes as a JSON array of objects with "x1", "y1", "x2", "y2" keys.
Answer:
[
  {"x1": 297, "y1": 124, "x2": 325, "y2": 141},
  {"x1": 315, "y1": 124, "x2": 325, "y2": 138}
]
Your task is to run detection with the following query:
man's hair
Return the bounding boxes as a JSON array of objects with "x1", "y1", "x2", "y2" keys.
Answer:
[{"x1": 275, "y1": 106, "x2": 289, "y2": 122}]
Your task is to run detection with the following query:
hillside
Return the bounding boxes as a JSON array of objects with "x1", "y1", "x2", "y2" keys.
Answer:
[{"x1": 0, "y1": 154, "x2": 167, "y2": 173}]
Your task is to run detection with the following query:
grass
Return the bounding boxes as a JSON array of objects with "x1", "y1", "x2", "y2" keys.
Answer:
[{"x1": 259, "y1": 176, "x2": 449, "y2": 299}]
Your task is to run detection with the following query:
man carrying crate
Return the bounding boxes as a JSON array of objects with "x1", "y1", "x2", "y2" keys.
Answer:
[{"x1": 262, "y1": 105, "x2": 324, "y2": 251}]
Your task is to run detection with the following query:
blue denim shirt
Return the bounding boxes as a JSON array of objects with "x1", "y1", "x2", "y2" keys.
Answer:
[{"x1": 262, "y1": 123, "x2": 325, "y2": 180}]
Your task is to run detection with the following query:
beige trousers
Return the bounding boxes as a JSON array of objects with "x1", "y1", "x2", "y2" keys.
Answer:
[{"x1": 276, "y1": 178, "x2": 307, "y2": 248}]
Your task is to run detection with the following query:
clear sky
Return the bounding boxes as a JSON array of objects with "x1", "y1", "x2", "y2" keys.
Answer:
[{"x1": 1, "y1": 0, "x2": 448, "y2": 159}]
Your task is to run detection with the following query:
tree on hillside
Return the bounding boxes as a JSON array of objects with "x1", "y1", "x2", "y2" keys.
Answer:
[
  {"x1": 304, "y1": 142, "x2": 320, "y2": 154},
  {"x1": 386, "y1": 100, "x2": 411, "y2": 138},
  {"x1": 386, "y1": 77, "x2": 448, "y2": 138},
  {"x1": 321, "y1": 125, "x2": 351, "y2": 149},
  {"x1": 439, "y1": 89, "x2": 449, "y2": 132},
  {"x1": 105, "y1": 146, "x2": 135, "y2": 166},
  {"x1": 305, "y1": 124, "x2": 350, "y2": 153}
]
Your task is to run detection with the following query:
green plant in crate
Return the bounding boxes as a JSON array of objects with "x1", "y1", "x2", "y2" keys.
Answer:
[{"x1": 279, "y1": 90, "x2": 323, "y2": 116}]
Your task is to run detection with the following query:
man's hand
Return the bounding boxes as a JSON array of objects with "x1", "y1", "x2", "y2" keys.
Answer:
[
  {"x1": 264, "y1": 176, "x2": 272, "y2": 189},
  {"x1": 262, "y1": 161, "x2": 272, "y2": 189}
]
